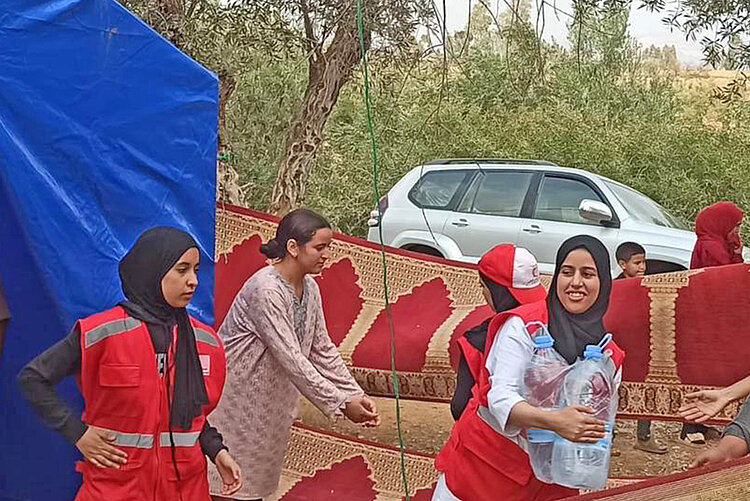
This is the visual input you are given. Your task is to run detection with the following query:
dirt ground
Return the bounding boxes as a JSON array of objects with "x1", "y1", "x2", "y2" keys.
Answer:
[{"x1": 297, "y1": 397, "x2": 721, "y2": 478}]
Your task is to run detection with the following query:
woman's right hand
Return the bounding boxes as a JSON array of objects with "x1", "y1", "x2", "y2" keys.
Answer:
[
  {"x1": 75, "y1": 426, "x2": 128, "y2": 468},
  {"x1": 551, "y1": 405, "x2": 606, "y2": 443},
  {"x1": 679, "y1": 389, "x2": 731, "y2": 423}
]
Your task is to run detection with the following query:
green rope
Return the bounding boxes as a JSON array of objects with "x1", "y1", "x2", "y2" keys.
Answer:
[{"x1": 355, "y1": 2, "x2": 411, "y2": 499}]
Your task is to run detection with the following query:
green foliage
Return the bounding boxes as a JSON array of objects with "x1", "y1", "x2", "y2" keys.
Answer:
[
  {"x1": 304, "y1": 20, "x2": 750, "y2": 237},
  {"x1": 228, "y1": 55, "x2": 309, "y2": 209},
  {"x1": 640, "y1": 45, "x2": 680, "y2": 75},
  {"x1": 120, "y1": 0, "x2": 285, "y2": 74},
  {"x1": 310, "y1": 56, "x2": 750, "y2": 237},
  {"x1": 640, "y1": 0, "x2": 750, "y2": 71},
  {"x1": 120, "y1": 0, "x2": 750, "y2": 241},
  {"x1": 638, "y1": 0, "x2": 750, "y2": 101}
]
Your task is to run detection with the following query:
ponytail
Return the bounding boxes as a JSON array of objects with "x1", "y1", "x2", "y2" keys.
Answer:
[
  {"x1": 261, "y1": 209, "x2": 330, "y2": 260},
  {"x1": 260, "y1": 239, "x2": 284, "y2": 259}
]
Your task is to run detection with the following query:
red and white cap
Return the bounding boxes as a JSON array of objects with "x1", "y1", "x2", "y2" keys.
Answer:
[{"x1": 478, "y1": 244, "x2": 546, "y2": 304}]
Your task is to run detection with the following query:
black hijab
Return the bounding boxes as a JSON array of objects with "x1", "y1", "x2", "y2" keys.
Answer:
[
  {"x1": 118, "y1": 227, "x2": 208, "y2": 429},
  {"x1": 479, "y1": 273, "x2": 520, "y2": 313},
  {"x1": 547, "y1": 235, "x2": 612, "y2": 365}
]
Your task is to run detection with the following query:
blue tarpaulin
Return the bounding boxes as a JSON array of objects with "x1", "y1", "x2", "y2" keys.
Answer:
[{"x1": 0, "y1": 0, "x2": 218, "y2": 498}]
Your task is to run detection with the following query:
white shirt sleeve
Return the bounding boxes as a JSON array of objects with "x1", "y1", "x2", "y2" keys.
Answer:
[{"x1": 485, "y1": 315, "x2": 536, "y2": 438}]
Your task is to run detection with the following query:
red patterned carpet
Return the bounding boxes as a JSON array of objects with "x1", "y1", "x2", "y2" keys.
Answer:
[{"x1": 215, "y1": 203, "x2": 750, "y2": 500}]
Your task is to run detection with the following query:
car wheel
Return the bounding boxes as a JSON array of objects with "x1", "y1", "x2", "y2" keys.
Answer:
[{"x1": 401, "y1": 244, "x2": 444, "y2": 258}]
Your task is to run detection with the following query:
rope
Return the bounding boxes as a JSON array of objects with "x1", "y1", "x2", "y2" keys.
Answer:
[{"x1": 355, "y1": 1, "x2": 411, "y2": 498}]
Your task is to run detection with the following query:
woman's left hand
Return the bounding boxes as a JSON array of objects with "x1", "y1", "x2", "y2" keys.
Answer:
[
  {"x1": 360, "y1": 396, "x2": 381, "y2": 428},
  {"x1": 344, "y1": 395, "x2": 381, "y2": 426},
  {"x1": 215, "y1": 449, "x2": 242, "y2": 496}
]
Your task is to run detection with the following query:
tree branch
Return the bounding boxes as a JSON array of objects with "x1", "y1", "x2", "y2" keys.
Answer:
[{"x1": 299, "y1": 0, "x2": 317, "y2": 55}]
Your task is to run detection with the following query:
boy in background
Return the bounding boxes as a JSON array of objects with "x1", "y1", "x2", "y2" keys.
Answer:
[{"x1": 616, "y1": 242, "x2": 667, "y2": 454}]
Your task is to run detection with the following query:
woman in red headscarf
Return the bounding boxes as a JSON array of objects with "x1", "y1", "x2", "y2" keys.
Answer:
[
  {"x1": 691, "y1": 201, "x2": 744, "y2": 269},
  {"x1": 682, "y1": 201, "x2": 744, "y2": 445}
]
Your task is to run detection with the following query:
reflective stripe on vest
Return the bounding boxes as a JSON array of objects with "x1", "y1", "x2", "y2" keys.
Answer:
[
  {"x1": 85, "y1": 318, "x2": 142, "y2": 348},
  {"x1": 90, "y1": 430, "x2": 201, "y2": 448},
  {"x1": 159, "y1": 431, "x2": 201, "y2": 447},
  {"x1": 100, "y1": 428, "x2": 154, "y2": 449},
  {"x1": 477, "y1": 405, "x2": 505, "y2": 435},
  {"x1": 193, "y1": 328, "x2": 218, "y2": 347}
]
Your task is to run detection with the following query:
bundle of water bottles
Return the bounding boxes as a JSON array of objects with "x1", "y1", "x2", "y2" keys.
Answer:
[{"x1": 520, "y1": 322, "x2": 618, "y2": 490}]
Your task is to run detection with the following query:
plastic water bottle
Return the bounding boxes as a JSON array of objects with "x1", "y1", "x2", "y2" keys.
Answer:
[
  {"x1": 550, "y1": 334, "x2": 618, "y2": 490},
  {"x1": 522, "y1": 322, "x2": 569, "y2": 484}
]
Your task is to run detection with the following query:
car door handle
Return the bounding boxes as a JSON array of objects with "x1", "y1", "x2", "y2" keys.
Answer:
[
  {"x1": 451, "y1": 219, "x2": 470, "y2": 228},
  {"x1": 522, "y1": 224, "x2": 542, "y2": 234}
]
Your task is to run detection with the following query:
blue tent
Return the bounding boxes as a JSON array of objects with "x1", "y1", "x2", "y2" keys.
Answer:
[{"x1": 0, "y1": 0, "x2": 218, "y2": 498}]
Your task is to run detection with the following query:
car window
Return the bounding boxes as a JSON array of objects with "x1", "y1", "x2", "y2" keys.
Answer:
[
  {"x1": 409, "y1": 170, "x2": 469, "y2": 209},
  {"x1": 456, "y1": 174, "x2": 481, "y2": 212},
  {"x1": 467, "y1": 171, "x2": 534, "y2": 216},
  {"x1": 534, "y1": 176, "x2": 604, "y2": 225},
  {"x1": 605, "y1": 181, "x2": 686, "y2": 229}
]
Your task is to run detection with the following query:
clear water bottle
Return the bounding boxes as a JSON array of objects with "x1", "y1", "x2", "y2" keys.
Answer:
[
  {"x1": 550, "y1": 334, "x2": 618, "y2": 490},
  {"x1": 522, "y1": 322, "x2": 569, "y2": 484}
]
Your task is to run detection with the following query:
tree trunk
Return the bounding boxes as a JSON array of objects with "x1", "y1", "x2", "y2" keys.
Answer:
[
  {"x1": 216, "y1": 70, "x2": 243, "y2": 204},
  {"x1": 269, "y1": 22, "x2": 370, "y2": 216},
  {"x1": 138, "y1": 0, "x2": 244, "y2": 204}
]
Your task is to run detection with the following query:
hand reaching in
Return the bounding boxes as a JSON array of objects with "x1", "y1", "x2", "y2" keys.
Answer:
[
  {"x1": 679, "y1": 389, "x2": 731, "y2": 424},
  {"x1": 690, "y1": 436, "x2": 749, "y2": 469}
]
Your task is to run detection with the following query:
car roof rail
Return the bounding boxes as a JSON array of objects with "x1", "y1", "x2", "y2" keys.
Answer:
[{"x1": 425, "y1": 158, "x2": 558, "y2": 166}]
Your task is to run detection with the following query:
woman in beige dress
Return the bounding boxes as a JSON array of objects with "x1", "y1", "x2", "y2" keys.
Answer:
[{"x1": 208, "y1": 209, "x2": 380, "y2": 501}]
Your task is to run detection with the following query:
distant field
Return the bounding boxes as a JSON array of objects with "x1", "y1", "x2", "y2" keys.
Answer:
[{"x1": 677, "y1": 69, "x2": 748, "y2": 98}]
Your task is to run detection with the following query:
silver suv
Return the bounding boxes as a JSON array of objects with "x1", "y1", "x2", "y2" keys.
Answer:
[{"x1": 367, "y1": 159, "x2": 697, "y2": 276}]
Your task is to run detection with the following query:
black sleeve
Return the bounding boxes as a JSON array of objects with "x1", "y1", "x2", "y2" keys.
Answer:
[
  {"x1": 17, "y1": 325, "x2": 87, "y2": 444},
  {"x1": 199, "y1": 419, "x2": 227, "y2": 462},
  {"x1": 450, "y1": 354, "x2": 476, "y2": 421}
]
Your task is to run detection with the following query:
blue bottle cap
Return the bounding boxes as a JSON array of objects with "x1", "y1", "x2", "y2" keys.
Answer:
[
  {"x1": 583, "y1": 344, "x2": 603, "y2": 360},
  {"x1": 533, "y1": 334, "x2": 554, "y2": 349},
  {"x1": 583, "y1": 333, "x2": 613, "y2": 360}
]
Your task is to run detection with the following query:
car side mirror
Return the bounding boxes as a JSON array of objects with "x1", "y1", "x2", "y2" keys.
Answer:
[{"x1": 579, "y1": 199, "x2": 613, "y2": 224}]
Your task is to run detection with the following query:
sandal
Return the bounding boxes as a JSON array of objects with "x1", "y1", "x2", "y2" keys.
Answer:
[
  {"x1": 682, "y1": 432, "x2": 706, "y2": 446},
  {"x1": 635, "y1": 437, "x2": 667, "y2": 454}
]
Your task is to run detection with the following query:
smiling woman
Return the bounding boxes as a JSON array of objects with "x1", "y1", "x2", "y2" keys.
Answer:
[
  {"x1": 556, "y1": 249, "x2": 601, "y2": 314},
  {"x1": 547, "y1": 235, "x2": 613, "y2": 365},
  {"x1": 433, "y1": 234, "x2": 624, "y2": 501}
]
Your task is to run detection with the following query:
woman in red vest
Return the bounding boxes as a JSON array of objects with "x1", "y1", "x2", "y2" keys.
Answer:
[
  {"x1": 19, "y1": 227, "x2": 243, "y2": 500},
  {"x1": 451, "y1": 244, "x2": 547, "y2": 421},
  {"x1": 434, "y1": 235, "x2": 625, "y2": 501}
]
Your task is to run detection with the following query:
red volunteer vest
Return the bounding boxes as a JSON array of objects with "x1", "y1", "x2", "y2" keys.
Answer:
[
  {"x1": 456, "y1": 336, "x2": 483, "y2": 385},
  {"x1": 436, "y1": 301, "x2": 625, "y2": 501},
  {"x1": 75, "y1": 306, "x2": 226, "y2": 501}
]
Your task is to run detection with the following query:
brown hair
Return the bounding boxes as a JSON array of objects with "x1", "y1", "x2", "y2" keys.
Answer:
[{"x1": 260, "y1": 209, "x2": 331, "y2": 259}]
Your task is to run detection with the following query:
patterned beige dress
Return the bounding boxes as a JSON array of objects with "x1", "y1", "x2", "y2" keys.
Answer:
[{"x1": 207, "y1": 265, "x2": 364, "y2": 499}]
